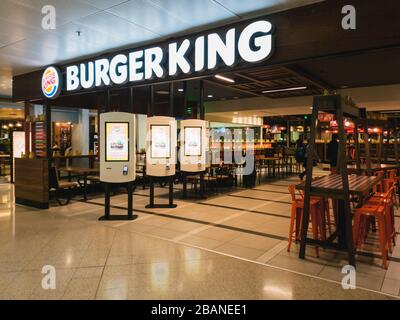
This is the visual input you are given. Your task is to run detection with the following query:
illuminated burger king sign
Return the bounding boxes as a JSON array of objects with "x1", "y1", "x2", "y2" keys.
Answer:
[
  {"x1": 41, "y1": 66, "x2": 62, "y2": 99},
  {"x1": 43, "y1": 20, "x2": 274, "y2": 95}
]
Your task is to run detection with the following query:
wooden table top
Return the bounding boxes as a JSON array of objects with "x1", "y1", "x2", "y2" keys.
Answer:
[
  {"x1": 59, "y1": 167, "x2": 99, "y2": 174},
  {"x1": 53, "y1": 154, "x2": 98, "y2": 159},
  {"x1": 347, "y1": 163, "x2": 400, "y2": 173},
  {"x1": 296, "y1": 174, "x2": 381, "y2": 197},
  {"x1": 255, "y1": 156, "x2": 281, "y2": 161}
]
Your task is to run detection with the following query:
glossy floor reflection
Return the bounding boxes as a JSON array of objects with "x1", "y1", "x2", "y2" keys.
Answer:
[{"x1": 0, "y1": 179, "x2": 397, "y2": 300}]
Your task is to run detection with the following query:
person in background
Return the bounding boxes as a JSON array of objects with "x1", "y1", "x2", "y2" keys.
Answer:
[
  {"x1": 299, "y1": 140, "x2": 320, "y2": 180},
  {"x1": 52, "y1": 142, "x2": 61, "y2": 156},
  {"x1": 295, "y1": 139, "x2": 306, "y2": 177},
  {"x1": 327, "y1": 133, "x2": 339, "y2": 172}
]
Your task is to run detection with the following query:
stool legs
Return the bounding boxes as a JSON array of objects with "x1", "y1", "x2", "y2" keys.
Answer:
[
  {"x1": 376, "y1": 215, "x2": 388, "y2": 269},
  {"x1": 287, "y1": 204, "x2": 297, "y2": 252}
]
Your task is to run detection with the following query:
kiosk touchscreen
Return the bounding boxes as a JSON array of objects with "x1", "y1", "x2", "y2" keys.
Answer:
[
  {"x1": 180, "y1": 119, "x2": 207, "y2": 172},
  {"x1": 146, "y1": 116, "x2": 177, "y2": 177},
  {"x1": 100, "y1": 112, "x2": 136, "y2": 183}
]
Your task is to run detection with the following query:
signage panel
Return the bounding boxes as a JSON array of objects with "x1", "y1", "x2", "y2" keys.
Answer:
[
  {"x1": 184, "y1": 127, "x2": 202, "y2": 157},
  {"x1": 40, "y1": 20, "x2": 274, "y2": 97},
  {"x1": 150, "y1": 125, "x2": 171, "y2": 159},
  {"x1": 146, "y1": 117, "x2": 177, "y2": 177},
  {"x1": 105, "y1": 122, "x2": 129, "y2": 162}
]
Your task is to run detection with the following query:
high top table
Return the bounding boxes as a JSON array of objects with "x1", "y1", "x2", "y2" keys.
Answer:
[
  {"x1": 347, "y1": 163, "x2": 400, "y2": 174},
  {"x1": 59, "y1": 166, "x2": 99, "y2": 201},
  {"x1": 296, "y1": 174, "x2": 382, "y2": 258}
]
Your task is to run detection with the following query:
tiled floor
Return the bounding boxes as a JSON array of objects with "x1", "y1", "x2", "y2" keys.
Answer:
[{"x1": 0, "y1": 171, "x2": 399, "y2": 300}]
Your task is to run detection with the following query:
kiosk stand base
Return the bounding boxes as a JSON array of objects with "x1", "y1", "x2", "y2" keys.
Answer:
[
  {"x1": 146, "y1": 176, "x2": 177, "y2": 209},
  {"x1": 99, "y1": 182, "x2": 138, "y2": 221}
]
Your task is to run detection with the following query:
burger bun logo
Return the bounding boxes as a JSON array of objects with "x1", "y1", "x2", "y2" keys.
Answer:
[{"x1": 42, "y1": 66, "x2": 62, "y2": 99}]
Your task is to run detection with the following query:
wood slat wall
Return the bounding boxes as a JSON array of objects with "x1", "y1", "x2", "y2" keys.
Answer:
[{"x1": 15, "y1": 158, "x2": 49, "y2": 209}]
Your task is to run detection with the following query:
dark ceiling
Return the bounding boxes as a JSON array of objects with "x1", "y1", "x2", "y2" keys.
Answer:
[
  {"x1": 203, "y1": 46, "x2": 400, "y2": 101},
  {"x1": 296, "y1": 47, "x2": 400, "y2": 89}
]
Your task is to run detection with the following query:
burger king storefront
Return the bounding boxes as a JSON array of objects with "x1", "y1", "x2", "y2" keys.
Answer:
[{"x1": 9, "y1": 0, "x2": 400, "y2": 297}]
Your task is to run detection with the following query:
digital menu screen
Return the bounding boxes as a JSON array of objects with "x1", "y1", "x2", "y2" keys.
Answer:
[
  {"x1": 105, "y1": 122, "x2": 129, "y2": 162},
  {"x1": 151, "y1": 125, "x2": 171, "y2": 159},
  {"x1": 184, "y1": 126, "x2": 202, "y2": 156}
]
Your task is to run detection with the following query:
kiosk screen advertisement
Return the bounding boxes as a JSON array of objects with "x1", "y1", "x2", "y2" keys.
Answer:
[
  {"x1": 105, "y1": 122, "x2": 129, "y2": 162},
  {"x1": 184, "y1": 127, "x2": 202, "y2": 156},
  {"x1": 151, "y1": 125, "x2": 171, "y2": 159}
]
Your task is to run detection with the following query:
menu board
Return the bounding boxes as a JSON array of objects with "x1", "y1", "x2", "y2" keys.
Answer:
[
  {"x1": 34, "y1": 121, "x2": 46, "y2": 157},
  {"x1": 105, "y1": 122, "x2": 129, "y2": 162},
  {"x1": 151, "y1": 125, "x2": 170, "y2": 159},
  {"x1": 184, "y1": 127, "x2": 202, "y2": 156}
]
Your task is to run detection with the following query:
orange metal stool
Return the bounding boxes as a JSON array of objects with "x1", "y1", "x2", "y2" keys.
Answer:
[
  {"x1": 353, "y1": 188, "x2": 393, "y2": 269},
  {"x1": 287, "y1": 185, "x2": 324, "y2": 256}
]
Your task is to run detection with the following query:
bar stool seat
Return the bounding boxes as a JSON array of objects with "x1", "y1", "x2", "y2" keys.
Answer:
[
  {"x1": 353, "y1": 187, "x2": 393, "y2": 269},
  {"x1": 287, "y1": 185, "x2": 324, "y2": 257}
]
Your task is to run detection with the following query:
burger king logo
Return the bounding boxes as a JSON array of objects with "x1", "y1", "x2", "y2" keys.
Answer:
[{"x1": 42, "y1": 66, "x2": 62, "y2": 99}]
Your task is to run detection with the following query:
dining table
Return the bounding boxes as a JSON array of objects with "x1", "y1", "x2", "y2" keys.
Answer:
[
  {"x1": 255, "y1": 155, "x2": 281, "y2": 177},
  {"x1": 59, "y1": 166, "x2": 100, "y2": 201},
  {"x1": 347, "y1": 163, "x2": 400, "y2": 175},
  {"x1": 296, "y1": 173, "x2": 382, "y2": 264}
]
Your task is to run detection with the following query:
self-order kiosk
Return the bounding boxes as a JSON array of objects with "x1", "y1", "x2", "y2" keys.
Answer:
[{"x1": 100, "y1": 112, "x2": 136, "y2": 183}]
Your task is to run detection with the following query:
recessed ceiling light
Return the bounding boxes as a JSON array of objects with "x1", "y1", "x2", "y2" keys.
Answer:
[
  {"x1": 215, "y1": 74, "x2": 235, "y2": 83},
  {"x1": 207, "y1": 95, "x2": 213, "y2": 98},
  {"x1": 262, "y1": 86, "x2": 307, "y2": 94},
  {"x1": 156, "y1": 90, "x2": 169, "y2": 95}
]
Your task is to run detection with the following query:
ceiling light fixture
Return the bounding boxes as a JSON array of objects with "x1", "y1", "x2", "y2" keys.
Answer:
[
  {"x1": 207, "y1": 95, "x2": 213, "y2": 98},
  {"x1": 178, "y1": 88, "x2": 184, "y2": 92},
  {"x1": 215, "y1": 75, "x2": 235, "y2": 83},
  {"x1": 262, "y1": 86, "x2": 307, "y2": 94}
]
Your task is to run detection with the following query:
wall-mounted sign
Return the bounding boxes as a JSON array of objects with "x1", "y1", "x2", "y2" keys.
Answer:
[
  {"x1": 12, "y1": 131, "x2": 25, "y2": 182},
  {"x1": 40, "y1": 20, "x2": 274, "y2": 97},
  {"x1": 41, "y1": 66, "x2": 62, "y2": 99},
  {"x1": 105, "y1": 122, "x2": 129, "y2": 162}
]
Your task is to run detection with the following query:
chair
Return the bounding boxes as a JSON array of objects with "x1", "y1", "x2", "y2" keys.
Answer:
[
  {"x1": 367, "y1": 182, "x2": 396, "y2": 253},
  {"x1": 353, "y1": 186, "x2": 394, "y2": 269},
  {"x1": 215, "y1": 165, "x2": 234, "y2": 192},
  {"x1": 387, "y1": 169, "x2": 399, "y2": 209},
  {"x1": 287, "y1": 185, "x2": 324, "y2": 256},
  {"x1": 373, "y1": 171, "x2": 385, "y2": 193},
  {"x1": 49, "y1": 166, "x2": 79, "y2": 206}
]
